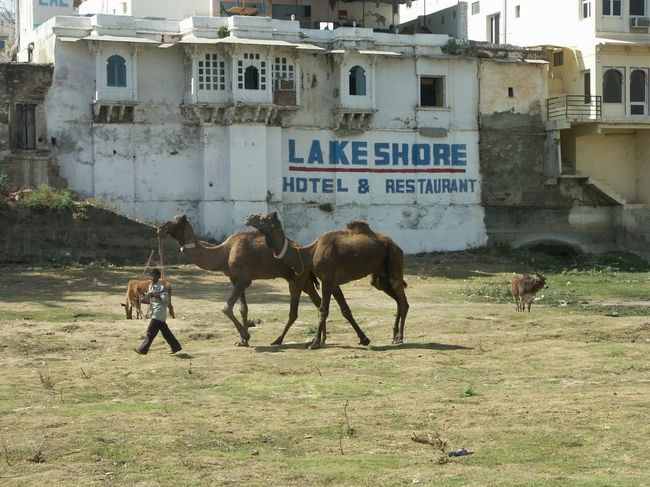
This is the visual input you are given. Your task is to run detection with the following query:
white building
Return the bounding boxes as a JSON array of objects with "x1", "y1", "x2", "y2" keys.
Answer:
[
  {"x1": 10, "y1": 1, "x2": 584, "y2": 255},
  {"x1": 400, "y1": 0, "x2": 650, "y2": 257}
]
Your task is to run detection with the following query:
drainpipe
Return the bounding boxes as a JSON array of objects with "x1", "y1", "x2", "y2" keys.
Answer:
[
  {"x1": 503, "y1": 0, "x2": 508, "y2": 45},
  {"x1": 15, "y1": 0, "x2": 20, "y2": 58}
]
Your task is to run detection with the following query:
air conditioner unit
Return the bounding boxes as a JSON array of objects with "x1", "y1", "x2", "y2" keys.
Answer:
[{"x1": 630, "y1": 16, "x2": 650, "y2": 28}]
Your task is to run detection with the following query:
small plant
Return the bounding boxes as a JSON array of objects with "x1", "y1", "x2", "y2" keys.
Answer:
[
  {"x1": 0, "y1": 172, "x2": 9, "y2": 194},
  {"x1": 411, "y1": 430, "x2": 448, "y2": 464},
  {"x1": 305, "y1": 323, "x2": 319, "y2": 336},
  {"x1": 218, "y1": 26, "x2": 230, "y2": 39},
  {"x1": 37, "y1": 368, "x2": 55, "y2": 390},
  {"x1": 17, "y1": 185, "x2": 76, "y2": 212},
  {"x1": 461, "y1": 385, "x2": 476, "y2": 398}
]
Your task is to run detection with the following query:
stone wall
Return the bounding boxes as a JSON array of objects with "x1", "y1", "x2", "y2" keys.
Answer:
[
  {"x1": 479, "y1": 110, "x2": 618, "y2": 253},
  {"x1": 0, "y1": 204, "x2": 184, "y2": 264},
  {"x1": 0, "y1": 62, "x2": 63, "y2": 191}
]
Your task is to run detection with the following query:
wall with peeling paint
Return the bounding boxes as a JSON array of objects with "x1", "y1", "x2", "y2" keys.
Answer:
[
  {"x1": 478, "y1": 59, "x2": 618, "y2": 253},
  {"x1": 24, "y1": 14, "x2": 571, "y2": 254}
]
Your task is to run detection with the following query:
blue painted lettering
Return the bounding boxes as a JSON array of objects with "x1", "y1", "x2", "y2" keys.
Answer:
[
  {"x1": 288, "y1": 139, "x2": 304, "y2": 164},
  {"x1": 351, "y1": 141, "x2": 368, "y2": 165},
  {"x1": 452, "y1": 144, "x2": 467, "y2": 166},
  {"x1": 412, "y1": 144, "x2": 430, "y2": 166},
  {"x1": 308, "y1": 140, "x2": 323, "y2": 164},
  {"x1": 433, "y1": 144, "x2": 451, "y2": 166},
  {"x1": 386, "y1": 178, "x2": 476, "y2": 194},
  {"x1": 374, "y1": 143, "x2": 390, "y2": 165},
  {"x1": 288, "y1": 140, "x2": 471, "y2": 168},
  {"x1": 283, "y1": 177, "x2": 351, "y2": 194},
  {"x1": 283, "y1": 177, "x2": 295, "y2": 192},
  {"x1": 392, "y1": 143, "x2": 409, "y2": 165},
  {"x1": 329, "y1": 141, "x2": 349, "y2": 165}
]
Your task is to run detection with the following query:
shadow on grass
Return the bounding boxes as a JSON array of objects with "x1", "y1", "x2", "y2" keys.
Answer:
[
  {"x1": 252, "y1": 341, "x2": 471, "y2": 353},
  {"x1": 368, "y1": 342, "x2": 472, "y2": 352},
  {"x1": 173, "y1": 352, "x2": 193, "y2": 360}
]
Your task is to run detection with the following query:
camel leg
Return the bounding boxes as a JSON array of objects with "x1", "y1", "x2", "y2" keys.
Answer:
[
  {"x1": 309, "y1": 285, "x2": 331, "y2": 350},
  {"x1": 332, "y1": 286, "x2": 370, "y2": 346},
  {"x1": 393, "y1": 286, "x2": 409, "y2": 344},
  {"x1": 272, "y1": 280, "x2": 302, "y2": 345},
  {"x1": 302, "y1": 274, "x2": 322, "y2": 309},
  {"x1": 222, "y1": 279, "x2": 252, "y2": 347},
  {"x1": 238, "y1": 292, "x2": 253, "y2": 327},
  {"x1": 372, "y1": 275, "x2": 409, "y2": 344}
]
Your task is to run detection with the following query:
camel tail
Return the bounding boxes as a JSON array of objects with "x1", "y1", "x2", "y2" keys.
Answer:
[
  {"x1": 309, "y1": 271, "x2": 320, "y2": 290},
  {"x1": 386, "y1": 242, "x2": 406, "y2": 290},
  {"x1": 371, "y1": 242, "x2": 406, "y2": 291}
]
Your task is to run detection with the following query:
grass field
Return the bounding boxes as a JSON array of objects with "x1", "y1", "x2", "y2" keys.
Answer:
[{"x1": 1, "y1": 249, "x2": 649, "y2": 486}]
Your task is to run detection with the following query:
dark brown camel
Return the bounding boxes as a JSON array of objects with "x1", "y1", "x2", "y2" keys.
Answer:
[
  {"x1": 157, "y1": 214, "x2": 321, "y2": 346},
  {"x1": 245, "y1": 212, "x2": 409, "y2": 349}
]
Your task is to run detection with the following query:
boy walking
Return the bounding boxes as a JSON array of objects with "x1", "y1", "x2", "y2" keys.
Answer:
[{"x1": 134, "y1": 268, "x2": 182, "y2": 355}]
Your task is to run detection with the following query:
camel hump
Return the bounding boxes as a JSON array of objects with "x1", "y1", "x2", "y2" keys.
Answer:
[{"x1": 346, "y1": 220, "x2": 373, "y2": 234}]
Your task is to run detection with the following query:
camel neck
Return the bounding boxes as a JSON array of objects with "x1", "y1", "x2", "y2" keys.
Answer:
[
  {"x1": 270, "y1": 235, "x2": 306, "y2": 275},
  {"x1": 273, "y1": 238, "x2": 289, "y2": 259},
  {"x1": 176, "y1": 234, "x2": 227, "y2": 272}
]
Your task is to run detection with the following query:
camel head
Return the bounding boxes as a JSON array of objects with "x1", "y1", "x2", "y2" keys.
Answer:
[
  {"x1": 245, "y1": 212, "x2": 284, "y2": 238},
  {"x1": 157, "y1": 214, "x2": 194, "y2": 244}
]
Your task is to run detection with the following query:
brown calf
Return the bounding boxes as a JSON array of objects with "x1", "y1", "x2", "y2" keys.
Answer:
[
  {"x1": 122, "y1": 279, "x2": 176, "y2": 319},
  {"x1": 510, "y1": 274, "x2": 547, "y2": 312}
]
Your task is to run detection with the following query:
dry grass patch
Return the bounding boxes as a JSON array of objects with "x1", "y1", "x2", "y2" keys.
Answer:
[{"x1": 0, "y1": 253, "x2": 649, "y2": 486}]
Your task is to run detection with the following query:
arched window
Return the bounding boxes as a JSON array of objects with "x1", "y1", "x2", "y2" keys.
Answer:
[
  {"x1": 106, "y1": 55, "x2": 127, "y2": 87},
  {"x1": 244, "y1": 65, "x2": 259, "y2": 90},
  {"x1": 602, "y1": 68, "x2": 622, "y2": 103},
  {"x1": 630, "y1": 69, "x2": 647, "y2": 115},
  {"x1": 349, "y1": 65, "x2": 367, "y2": 96}
]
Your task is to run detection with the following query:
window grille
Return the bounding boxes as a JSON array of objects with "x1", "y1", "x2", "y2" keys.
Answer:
[{"x1": 106, "y1": 55, "x2": 127, "y2": 87}]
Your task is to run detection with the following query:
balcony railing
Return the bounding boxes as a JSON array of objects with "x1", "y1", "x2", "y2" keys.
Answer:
[{"x1": 547, "y1": 95, "x2": 602, "y2": 121}]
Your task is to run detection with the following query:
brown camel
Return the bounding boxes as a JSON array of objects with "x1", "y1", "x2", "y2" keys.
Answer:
[
  {"x1": 157, "y1": 214, "x2": 322, "y2": 346},
  {"x1": 245, "y1": 212, "x2": 409, "y2": 349}
]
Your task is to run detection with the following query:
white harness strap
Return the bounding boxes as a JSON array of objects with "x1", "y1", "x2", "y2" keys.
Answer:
[
  {"x1": 180, "y1": 242, "x2": 196, "y2": 252},
  {"x1": 274, "y1": 238, "x2": 289, "y2": 259}
]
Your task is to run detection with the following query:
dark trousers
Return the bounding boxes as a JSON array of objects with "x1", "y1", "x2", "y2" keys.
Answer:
[{"x1": 137, "y1": 319, "x2": 181, "y2": 354}]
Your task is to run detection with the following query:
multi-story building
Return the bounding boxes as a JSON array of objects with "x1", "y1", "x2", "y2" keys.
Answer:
[
  {"x1": 401, "y1": 0, "x2": 650, "y2": 256},
  {"x1": 12, "y1": 0, "x2": 621, "y2": 255}
]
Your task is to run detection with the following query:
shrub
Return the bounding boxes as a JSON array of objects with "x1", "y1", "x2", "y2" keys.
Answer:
[{"x1": 17, "y1": 185, "x2": 76, "y2": 212}]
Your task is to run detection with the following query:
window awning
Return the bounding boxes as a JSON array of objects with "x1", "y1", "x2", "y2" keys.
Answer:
[
  {"x1": 177, "y1": 36, "x2": 324, "y2": 50},
  {"x1": 296, "y1": 43, "x2": 326, "y2": 51},
  {"x1": 82, "y1": 34, "x2": 160, "y2": 44},
  {"x1": 358, "y1": 49, "x2": 401, "y2": 56},
  {"x1": 329, "y1": 49, "x2": 401, "y2": 56},
  {"x1": 57, "y1": 36, "x2": 83, "y2": 42}
]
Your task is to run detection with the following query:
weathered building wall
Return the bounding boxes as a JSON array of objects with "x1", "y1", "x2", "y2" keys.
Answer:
[
  {"x1": 479, "y1": 60, "x2": 618, "y2": 253},
  {"x1": 0, "y1": 62, "x2": 66, "y2": 190},
  {"x1": 28, "y1": 15, "x2": 491, "y2": 253}
]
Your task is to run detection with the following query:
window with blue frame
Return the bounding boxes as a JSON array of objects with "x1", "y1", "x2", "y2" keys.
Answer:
[{"x1": 106, "y1": 55, "x2": 127, "y2": 87}]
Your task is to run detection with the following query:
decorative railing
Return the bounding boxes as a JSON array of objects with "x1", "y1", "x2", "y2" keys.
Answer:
[{"x1": 547, "y1": 95, "x2": 602, "y2": 120}]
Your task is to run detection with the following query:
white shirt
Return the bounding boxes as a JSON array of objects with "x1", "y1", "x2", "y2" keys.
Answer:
[{"x1": 145, "y1": 282, "x2": 169, "y2": 321}]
